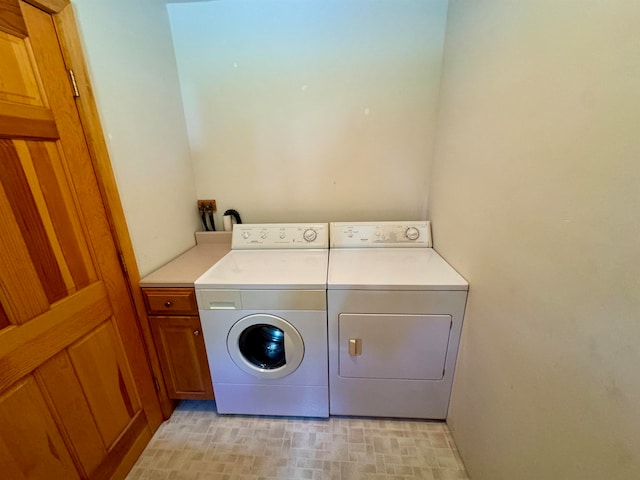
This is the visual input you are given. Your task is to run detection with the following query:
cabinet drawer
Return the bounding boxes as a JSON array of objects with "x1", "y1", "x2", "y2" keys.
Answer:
[{"x1": 142, "y1": 288, "x2": 198, "y2": 315}]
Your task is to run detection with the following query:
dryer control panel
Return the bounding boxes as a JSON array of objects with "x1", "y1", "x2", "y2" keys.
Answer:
[
  {"x1": 330, "y1": 221, "x2": 432, "y2": 248},
  {"x1": 232, "y1": 223, "x2": 329, "y2": 249}
]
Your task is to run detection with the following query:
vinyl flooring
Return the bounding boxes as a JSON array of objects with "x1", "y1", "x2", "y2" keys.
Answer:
[{"x1": 126, "y1": 401, "x2": 469, "y2": 480}]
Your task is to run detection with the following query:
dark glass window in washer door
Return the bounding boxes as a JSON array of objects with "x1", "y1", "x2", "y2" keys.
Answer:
[{"x1": 238, "y1": 324, "x2": 286, "y2": 369}]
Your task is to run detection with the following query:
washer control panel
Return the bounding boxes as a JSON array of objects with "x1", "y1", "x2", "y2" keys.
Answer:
[
  {"x1": 330, "y1": 221, "x2": 432, "y2": 248},
  {"x1": 232, "y1": 223, "x2": 329, "y2": 249}
]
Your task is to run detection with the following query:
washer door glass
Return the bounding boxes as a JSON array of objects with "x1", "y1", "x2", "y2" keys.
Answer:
[
  {"x1": 228, "y1": 314, "x2": 304, "y2": 379},
  {"x1": 239, "y1": 324, "x2": 286, "y2": 370}
]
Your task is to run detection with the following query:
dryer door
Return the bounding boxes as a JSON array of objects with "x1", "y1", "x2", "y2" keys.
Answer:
[
  {"x1": 338, "y1": 313, "x2": 452, "y2": 380},
  {"x1": 227, "y1": 314, "x2": 305, "y2": 379}
]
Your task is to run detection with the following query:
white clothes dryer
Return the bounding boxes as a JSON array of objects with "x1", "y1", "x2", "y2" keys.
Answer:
[
  {"x1": 195, "y1": 223, "x2": 329, "y2": 417},
  {"x1": 327, "y1": 221, "x2": 468, "y2": 419}
]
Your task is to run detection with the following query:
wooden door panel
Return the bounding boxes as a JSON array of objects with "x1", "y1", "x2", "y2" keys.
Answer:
[
  {"x1": 36, "y1": 319, "x2": 151, "y2": 480},
  {"x1": 68, "y1": 320, "x2": 140, "y2": 448},
  {"x1": 0, "y1": 29, "x2": 44, "y2": 106},
  {"x1": 0, "y1": 137, "x2": 97, "y2": 325},
  {"x1": 0, "y1": 376, "x2": 81, "y2": 480},
  {"x1": 37, "y1": 349, "x2": 107, "y2": 478},
  {"x1": 0, "y1": 169, "x2": 51, "y2": 325},
  {"x1": 0, "y1": 138, "x2": 68, "y2": 304},
  {"x1": 24, "y1": 140, "x2": 96, "y2": 288}
]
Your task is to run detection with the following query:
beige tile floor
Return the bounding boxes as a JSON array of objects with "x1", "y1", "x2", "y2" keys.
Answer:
[{"x1": 126, "y1": 401, "x2": 469, "y2": 480}]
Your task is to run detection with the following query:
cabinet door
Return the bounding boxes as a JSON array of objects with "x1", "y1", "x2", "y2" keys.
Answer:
[
  {"x1": 151, "y1": 316, "x2": 215, "y2": 400},
  {"x1": 0, "y1": 2, "x2": 161, "y2": 479}
]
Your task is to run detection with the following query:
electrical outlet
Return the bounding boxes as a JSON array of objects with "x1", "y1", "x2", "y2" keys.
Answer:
[{"x1": 197, "y1": 199, "x2": 217, "y2": 213}]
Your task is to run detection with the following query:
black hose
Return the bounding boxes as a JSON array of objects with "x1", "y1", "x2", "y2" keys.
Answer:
[{"x1": 224, "y1": 209, "x2": 242, "y2": 224}]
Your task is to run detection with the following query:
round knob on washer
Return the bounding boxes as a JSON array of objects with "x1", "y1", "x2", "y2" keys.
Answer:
[
  {"x1": 303, "y1": 229, "x2": 318, "y2": 242},
  {"x1": 405, "y1": 227, "x2": 420, "y2": 241},
  {"x1": 260, "y1": 232, "x2": 268, "y2": 239},
  {"x1": 242, "y1": 231, "x2": 250, "y2": 239}
]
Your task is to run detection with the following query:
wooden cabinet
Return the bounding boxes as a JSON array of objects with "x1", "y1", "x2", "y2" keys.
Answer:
[{"x1": 143, "y1": 288, "x2": 214, "y2": 400}]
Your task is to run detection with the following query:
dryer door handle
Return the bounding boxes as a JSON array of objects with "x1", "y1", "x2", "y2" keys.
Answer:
[{"x1": 349, "y1": 338, "x2": 362, "y2": 356}]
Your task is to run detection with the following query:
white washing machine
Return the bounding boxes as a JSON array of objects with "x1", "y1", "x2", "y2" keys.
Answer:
[
  {"x1": 195, "y1": 223, "x2": 329, "y2": 417},
  {"x1": 327, "y1": 221, "x2": 468, "y2": 419}
]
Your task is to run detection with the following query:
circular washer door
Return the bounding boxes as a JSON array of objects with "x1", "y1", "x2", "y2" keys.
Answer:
[{"x1": 227, "y1": 314, "x2": 304, "y2": 379}]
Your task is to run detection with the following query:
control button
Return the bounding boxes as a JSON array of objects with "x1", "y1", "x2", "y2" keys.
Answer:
[
  {"x1": 280, "y1": 232, "x2": 286, "y2": 239},
  {"x1": 405, "y1": 227, "x2": 420, "y2": 241},
  {"x1": 242, "y1": 231, "x2": 251, "y2": 239},
  {"x1": 260, "y1": 232, "x2": 268, "y2": 239},
  {"x1": 303, "y1": 229, "x2": 318, "y2": 242}
]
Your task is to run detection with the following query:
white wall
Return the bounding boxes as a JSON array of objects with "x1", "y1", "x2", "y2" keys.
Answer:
[
  {"x1": 429, "y1": 1, "x2": 640, "y2": 479},
  {"x1": 168, "y1": 0, "x2": 448, "y2": 225},
  {"x1": 72, "y1": 0, "x2": 200, "y2": 276}
]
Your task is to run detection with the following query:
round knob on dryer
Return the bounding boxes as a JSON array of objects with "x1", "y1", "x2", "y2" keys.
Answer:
[
  {"x1": 242, "y1": 231, "x2": 250, "y2": 239},
  {"x1": 405, "y1": 227, "x2": 420, "y2": 241},
  {"x1": 260, "y1": 232, "x2": 268, "y2": 239},
  {"x1": 303, "y1": 229, "x2": 318, "y2": 242}
]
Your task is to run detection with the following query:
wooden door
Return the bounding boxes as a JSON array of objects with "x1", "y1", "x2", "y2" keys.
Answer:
[{"x1": 0, "y1": 1, "x2": 162, "y2": 479}]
